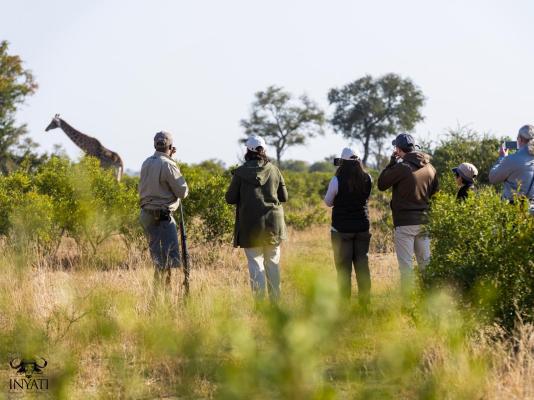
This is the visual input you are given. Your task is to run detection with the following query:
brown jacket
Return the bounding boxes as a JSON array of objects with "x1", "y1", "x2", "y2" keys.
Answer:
[{"x1": 377, "y1": 152, "x2": 439, "y2": 227}]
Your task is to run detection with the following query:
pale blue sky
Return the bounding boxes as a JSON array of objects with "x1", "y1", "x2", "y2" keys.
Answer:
[{"x1": 3, "y1": 0, "x2": 533, "y2": 169}]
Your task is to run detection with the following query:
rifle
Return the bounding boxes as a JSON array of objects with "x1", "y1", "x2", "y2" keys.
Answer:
[{"x1": 178, "y1": 202, "x2": 190, "y2": 296}]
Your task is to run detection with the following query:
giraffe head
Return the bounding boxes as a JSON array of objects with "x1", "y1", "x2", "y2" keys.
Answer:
[{"x1": 45, "y1": 114, "x2": 62, "y2": 131}]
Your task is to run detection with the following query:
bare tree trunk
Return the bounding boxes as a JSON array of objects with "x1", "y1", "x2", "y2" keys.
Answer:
[
  {"x1": 276, "y1": 146, "x2": 282, "y2": 165},
  {"x1": 362, "y1": 132, "x2": 372, "y2": 166}
]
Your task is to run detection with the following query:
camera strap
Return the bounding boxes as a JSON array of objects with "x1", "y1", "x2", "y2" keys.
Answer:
[{"x1": 526, "y1": 172, "x2": 534, "y2": 201}]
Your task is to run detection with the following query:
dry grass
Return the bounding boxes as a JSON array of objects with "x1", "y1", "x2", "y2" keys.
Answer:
[{"x1": 1, "y1": 226, "x2": 534, "y2": 399}]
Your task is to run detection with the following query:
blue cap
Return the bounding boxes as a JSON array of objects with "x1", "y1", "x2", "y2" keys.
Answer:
[{"x1": 392, "y1": 133, "x2": 416, "y2": 149}]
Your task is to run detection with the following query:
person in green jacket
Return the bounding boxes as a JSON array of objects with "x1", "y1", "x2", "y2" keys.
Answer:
[{"x1": 225, "y1": 135, "x2": 288, "y2": 302}]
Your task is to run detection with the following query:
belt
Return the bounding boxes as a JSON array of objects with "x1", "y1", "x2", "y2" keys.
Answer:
[{"x1": 142, "y1": 208, "x2": 166, "y2": 215}]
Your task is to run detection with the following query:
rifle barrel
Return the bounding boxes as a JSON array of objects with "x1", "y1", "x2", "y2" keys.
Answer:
[{"x1": 179, "y1": 203, "x2": 190, "y2": 296}]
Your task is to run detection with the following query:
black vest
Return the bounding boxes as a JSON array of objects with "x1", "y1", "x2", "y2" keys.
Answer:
[
  {"x1": 456, "y1": 183, "x2": 474, "y2": 201},
  {"x1": 332, "y1": 174, "x2": 371, "y2": 233}
]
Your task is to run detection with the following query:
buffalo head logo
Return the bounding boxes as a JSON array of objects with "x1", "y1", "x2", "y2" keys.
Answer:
[{"x1": 9, "y1": 357, "x2": 48, "y2": 378}]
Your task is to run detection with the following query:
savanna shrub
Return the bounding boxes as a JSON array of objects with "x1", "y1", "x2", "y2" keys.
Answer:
[
  {"x1": 179, "y1": 163, "x2": 235, "y2": 243},
  {"x1": 179, "y1": 164, "x2": 332, "y2": 237},
  {"x1": 10, "y1": 192, "x2": 59, "y2": 251},
  {"x1": 0, "y1": 156, "x2": 141, "y2": 256},
  {"x1": 283, "y1": 171, "x2": 330, "y2": 230},
  {"x1": 367, "y1": 168, "x2": 394, "y2": 253},
  {"x1": 430, "y1": 127, "x2": 501, "y2": 192},
  {"x1": 0, "y1": 156, "x2": 342, "y2": 258},
  {"x1": 421, "y1": 188, "x2": 534, "y2": 329},
  {"x1": 0, "y1": 170, "x2": 33, "y2": 234}
]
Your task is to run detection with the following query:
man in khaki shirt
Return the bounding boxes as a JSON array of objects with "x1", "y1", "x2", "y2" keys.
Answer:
[{"x1": 139, "y1": 131, "x2": 189, "y2": 290}]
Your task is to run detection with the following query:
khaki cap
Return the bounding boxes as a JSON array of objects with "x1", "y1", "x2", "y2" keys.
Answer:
[
  {"x1": 452, "y1": 162, "x2": 478, "y2": 182},
  {"x1": 154, "y1": 131, "x2": 173, "y2": 147}
]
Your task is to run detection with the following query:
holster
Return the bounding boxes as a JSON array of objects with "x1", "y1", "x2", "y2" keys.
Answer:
[{"x1": 145, "y1": 208, "x2": 171, "y2": 223}]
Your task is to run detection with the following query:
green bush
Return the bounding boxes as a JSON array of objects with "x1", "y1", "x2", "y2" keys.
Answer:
[
  {"x1": 10, "y1": 192, "x2": 60, "y2": 252},
  {"x1": 283, "y1": 171, "x2": 331, "y2": 230},
  {"x1": 179, "y1": 164, "x2": 333, "y2": 237},
  {"x1": 367, "y1": 169, "x2": 394, "y2": 252},
  {"x1": 0, "y1": 156, "x2": 342, "y2": 257},
  {"x1": 70, "y1": 157, "x2": 140, "y2": 254},
  {"x1": 421, "y1": 188, "x2": 534, "y2": 329},
  {"x1": 33, "y1": 156, "x2": 79, "y2": 235},
  {"x1": 279, "y1": 159, "x2": 310, "y2": 173},
  {"x1": 430, "y1": 127, "x2": 502, "y2": 193},
  {"x1": 0, "y1": 156, "x2": 141, "y2": 257},
  {"x1": 0, "y1": 171, "x2": 33, "y2": 234},
  {"x1": 309, "y1": 160, "x2": 336, "y2": 173},
  {"x1": 180, "y1": 163, "x2": 235, "y2": 243}
]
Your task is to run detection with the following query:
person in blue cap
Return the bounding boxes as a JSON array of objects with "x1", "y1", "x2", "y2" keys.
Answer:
[{"x1": 377, "y1": 133, "x2": 439, "y2": 297}]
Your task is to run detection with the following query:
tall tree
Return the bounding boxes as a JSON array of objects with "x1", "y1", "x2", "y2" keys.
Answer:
[
  {"x1": 240, "y1": 85, "x2": 325, "y2": 164},
  {"x1": 0, "y1": 40, "x2": 38, "y2": 174},
  {"x1": 328, "y1": 74, "x2": 424, "y2": 165}
]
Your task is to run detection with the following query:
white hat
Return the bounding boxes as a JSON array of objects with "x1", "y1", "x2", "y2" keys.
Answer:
[
  {"x1": 341, "y1": 147, "x2": 359, "y2": 160},
  {"x1": 245, "y1": 135, "x2": 266, "y2": 152}
]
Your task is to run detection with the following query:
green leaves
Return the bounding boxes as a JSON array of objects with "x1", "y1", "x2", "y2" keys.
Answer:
[
  {"x1": 283, "y1": 171, "x2": 330, "y2": 230},
  {"x1": 0, "y1": 156, "x2": 140, "y2": 256},
  {"x1": 241, "y1": 85, "x2": 325, "y2": 164},
  {"x1": 430, "y1": 126, "x2": 502, "y2": 186},
  {"x1": 328, "y1": 74, "x2": 425, "y2": 166},
  {"x1": 179, "y1": 163, "x2": 235, "y2": 243},
  {"x1": 0, "y1": 40, "x2": 39, "y2": 174},
  {"x1": 422, "y1": 188, "x2": 534, "y2": 329}
]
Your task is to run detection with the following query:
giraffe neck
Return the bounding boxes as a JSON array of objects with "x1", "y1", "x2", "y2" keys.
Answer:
[{"x1": 59, "y1": 119, "x2": 94, "y2": 154}]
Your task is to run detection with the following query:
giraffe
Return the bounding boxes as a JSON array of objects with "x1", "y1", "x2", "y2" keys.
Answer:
[{"x1": 45, "y1": 114, "x2": 124, "y2": 181}]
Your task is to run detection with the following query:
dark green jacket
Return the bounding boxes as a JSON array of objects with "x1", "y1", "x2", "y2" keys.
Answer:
[{"x1": 225, "y1": 160, "x2": 288, "y2": 248}]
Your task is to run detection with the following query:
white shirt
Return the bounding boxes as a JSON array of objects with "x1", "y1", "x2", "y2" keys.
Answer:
[{"x1": 323, "y1": 176, "x2": 338, "y2": 207}]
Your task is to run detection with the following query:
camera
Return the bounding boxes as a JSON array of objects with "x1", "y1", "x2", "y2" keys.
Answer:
[
  {"x1": 333, "y1": 157, "x2": 359, "y2": 166},
  {"x1": 504, "y1": 141, "x2": 517, "y2": 150}
]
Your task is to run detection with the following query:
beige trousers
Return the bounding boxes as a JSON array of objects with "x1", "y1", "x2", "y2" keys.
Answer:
[
  {"x1": 244, "y1": 245, "x2": 281, "y2": 302},
  {"x1": 394, "y1": 225, "x2": 430, "y2": 282}
]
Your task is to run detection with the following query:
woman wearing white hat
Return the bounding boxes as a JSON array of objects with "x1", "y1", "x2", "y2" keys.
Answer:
[
  {"x1": 225, "y1": 135, "x2": 288, "y2": 302},
  {"x1": 324, "y1": 148, "x2": 373, "y2": 306}
]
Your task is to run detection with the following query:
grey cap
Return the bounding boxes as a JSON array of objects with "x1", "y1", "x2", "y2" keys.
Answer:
[
  {"x1": 154, "y1": 131, "x2": 173, "y2": 147},
  {"x1": 518, "y1": 125, "x2": 534, "y2": 141}
]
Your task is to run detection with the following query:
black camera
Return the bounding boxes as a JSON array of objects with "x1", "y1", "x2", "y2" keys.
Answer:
[
  {"x1": 334, "y1": 158, "x2": 358, "y2": 166},
  {"x1": 505, "y1": 141, "x2": 517, "y2": 150}
]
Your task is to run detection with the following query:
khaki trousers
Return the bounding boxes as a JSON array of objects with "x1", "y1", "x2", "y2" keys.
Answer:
[
  {"x1": 244, "y1": 245, "x2": 281, "y2": 302},
  {"x1": 394, "y1": 225, "x2": 430, "y2": 292}
]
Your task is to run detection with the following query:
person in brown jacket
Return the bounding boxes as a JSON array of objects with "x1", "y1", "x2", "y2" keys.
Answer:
[{"x1": 377, "y1": 133, "x2": 439, "y2": 295}]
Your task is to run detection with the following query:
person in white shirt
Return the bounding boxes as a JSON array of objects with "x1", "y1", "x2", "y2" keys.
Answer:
[{"x1": 324, "y1": 148, "x2": 373, "y2": 307}]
